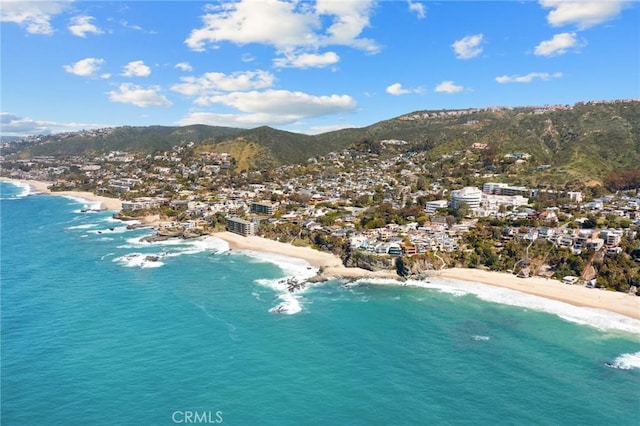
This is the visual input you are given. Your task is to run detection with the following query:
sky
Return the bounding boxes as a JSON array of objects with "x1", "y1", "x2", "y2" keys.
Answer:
[{"x1": 1, "y1": 0, "x2": 639, "y2": 137}]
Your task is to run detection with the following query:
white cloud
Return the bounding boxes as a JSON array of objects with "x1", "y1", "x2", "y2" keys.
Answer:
[
  {"x1": 315, "y1": 0, "x2": 378, "y2": 53},
  {"x1": 68, "y1": 15, "x2": 102, "y2": 38},
  {"x1": 0, "y1": 112, "x2": 111, "y2": 136},
  {"x1": 0, "y1": 0, "x2": 69, "y2": 35},
  {"x1": 175, "y1": 62, "x2": 193, "y2": 72},
  {"x1": 386, "y1": 83, "x2": 410, "y2": 96},
  {"x1": 63, "y1": 58, "x2": 106, "y2": 78},
  {"x1": 540, "y1": 0, "x2": 630, "y2": 29},
  {"x1": 495, "y1": 72, "x2": 563, "y2": 83},
  {"x1": 386, "y1": 83, "x2": 423, "y2": 96},
  {"x1": 107, "y1": 84, "x2": 172, "y2": 107},
  {"x1": 534, "y1": 32, "x2": 583, "y2": 56},
  {"x1": 452, "y1": 34, "x2": 484, "y2": 59},
  {"x1": 434, "y1": 81, "x2": 464, "y2": 93},
  {"x1": 177, "y1": 89, "x2": 356, "y2": 128},
  {"x1": 185, "y1": 1, "x2": 319, "y2": 51},
  {"x1": 121, "y1": 60, "x2": 151, "y2": 77},
  {"x1": 407, "y1": 1, "x2": 426, "y2": 19},
  {"x1": 171, "y1": 70, "x2": 276, "y2": 98},
  {"x1": 205, "y1": 90, "x2": 356, "y2": 115},
  {"x1": 273, "y1": 51, "x2": 339, "y2": 68},
  {"x1": 185, "y1": 0, "x2": 379, "y2": 58}
]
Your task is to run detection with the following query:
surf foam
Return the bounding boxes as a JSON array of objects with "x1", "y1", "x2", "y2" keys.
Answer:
[
  {"x1": 606, "y1": 352, "x2": 640, "y2": 370},
  {"x1": 351, "y1": 276, "x2": 640, "y2": 335}
]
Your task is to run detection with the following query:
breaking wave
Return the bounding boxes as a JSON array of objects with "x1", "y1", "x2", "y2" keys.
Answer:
[{"x1": 605, "y1": 352, "x2": 640, "y2": 370}]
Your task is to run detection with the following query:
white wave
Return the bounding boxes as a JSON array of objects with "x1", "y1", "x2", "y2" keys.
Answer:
[
  {"x1": 104, "y1": 216, "x2": 132, "y2": 223},
  {"x1": 240, "y1": 250, "x2": 318, "y2": 281},
  {"x1": 420, "y1": 278, "x2": 640, "y2": 334},
  {"x1": 62, "y1": 195, "x2": 103, "y2": 212},
  {"x1": 113, "y1": 253, "x2": 164, "y2": 268},
  {"x1": 472, "y1": 335, "x2": 490, "y2": 341},
  {"x1": 245, "y1": 252, "x2": 320, "y2": 315},
  {"x1": 117, "y1": 236, "x2": 230, "y2": 266},
  {"x1": 350, "y1": 276, "x2": 640, "y2": 335},
  {"x1": 1, "y1": 181, "x2": 35, "y2": 199},
  {"x1": 269, "y1": 293, "x2": 302, "y2": 315},
  {"x1": 67, "y1": 224, "x2": 98, "y2": 229},
  {"x1": 350, "y1": 277, "x2": 404, "y2": 286},
  {"x1": 87, "y1": 226, "x2": 129, "y2": 235},
  {"x1": 606, "y1": 352, "x2": 640, "y2": 370}
]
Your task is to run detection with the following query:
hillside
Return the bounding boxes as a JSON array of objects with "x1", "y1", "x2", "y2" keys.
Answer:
[
  {"x1": 7, "y1": 125, "x2": 244, "y2": 157},
  {"x1": 5, "y1": 100, "x2": 639, "y2": 183}
]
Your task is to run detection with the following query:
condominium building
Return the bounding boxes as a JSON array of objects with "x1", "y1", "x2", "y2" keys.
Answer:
[
  {"x1": 251, "y1": 201, "x2": 275, "y2": 215},
  {"x1": 226, "y1": 217, "x2": 256, "y2": 236}
]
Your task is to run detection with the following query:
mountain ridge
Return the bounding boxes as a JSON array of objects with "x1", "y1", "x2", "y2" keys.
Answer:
[{"x1": 4, "y1": 99, "x2": 639, "y2": 184}]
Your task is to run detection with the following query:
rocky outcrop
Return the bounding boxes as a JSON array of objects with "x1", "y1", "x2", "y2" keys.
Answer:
[
  {"x1": 139, "y1": 227, "x2": 204, "y2": 243},
  {"x1": 398, "y1": 256, "x2": 442, "y2": 279},
  {"x1": 112, "y1": 212, "x2": 138, "y2": 221},
  {"x1": 343, "y1": 252, "x2": 395, "y2": 272}
]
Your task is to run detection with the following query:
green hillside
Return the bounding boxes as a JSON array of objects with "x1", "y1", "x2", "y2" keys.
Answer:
[
  {"x1": 6, "y1": 100, "x2": 639, "y2": 183},
  {"x1": 11, "y1": 125, "x2": 243, "y2": 157}
]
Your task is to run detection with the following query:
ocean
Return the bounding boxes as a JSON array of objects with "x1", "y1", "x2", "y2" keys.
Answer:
[{"x1": 1, "y1": 181, "x2": 639, "y2": 425}]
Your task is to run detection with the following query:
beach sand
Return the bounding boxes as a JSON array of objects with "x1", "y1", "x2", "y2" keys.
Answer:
[
  {"x1": 1, "y1": 178, "x2": 123, "y2": 211},
  {"x1": 213, "y1": 231, "x2": 640, "y2": 320}
]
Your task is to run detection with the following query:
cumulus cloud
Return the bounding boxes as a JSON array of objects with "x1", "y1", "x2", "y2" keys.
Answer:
[
  {"x1": 534, "y1": 32, "x2": 583, "y2": 56},
  {"x1": 540, "y1": 0, "x2": 629, "y2": 29},
  {"x1": 0, "y1": 0, "x2": 69, "y2": 35},
  {"x1": 68, "y1": 15, "x2": 102, "y2": 38},
  {"x1": 63, "y1": 58, "x2": 107, "y2": 78},
  {"x1": 108, "y1": 84, "x2": 172, "y2": 107},
  {"x1": 385, "y1": 83, "x2": 423, "y2": 96},
  {"x1": 185, "y1": 0, "x2": 378, "y2": 67},
  {"x1": 205, "y1": 90, "x2": 355, "y2": 115},
  {"x1": 171, "y1": 70, "x2": 276, "y2": 98},
  {"x1": 452, "y1": 34, "x2": 484, "y2": 59},
  {"x1": 273, "y1": 51, "x2": 339, "y2": 68},
  {"x1": 0, "y1": 112, "x2": 111, "y2": 136},
  {"x1": 315, "y1": 0, "x2": 378, "y2": 52},
  {"x1": 495, "y1": 72, "x2": 563, "y2": 83},
  {"x1": 408, "y1": 1, "x2": 426, "y2": 19},
  {"x1": 121, "y1": 60, "x2": 151, "y2": 77},
  {"x1": 175, "y1": 62, "x2": 193, "y2": 72},
  {"x1": 177, "y1": 89, "x2": 356, "y2": 128},
  {"x1": 434, "y1": 81, "x2": 464, "y2": 93}
]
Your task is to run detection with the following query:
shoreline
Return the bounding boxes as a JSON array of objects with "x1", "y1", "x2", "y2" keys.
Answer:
[
  {"x1": 1, "y1": 177, "x2": 123, "y2": 211},
  {"x1": 3, "y1": 178, "x2": 638, "y2": 321},
  {"x1": 213, "y1": 231, "x2": 640, "y2": 321}
]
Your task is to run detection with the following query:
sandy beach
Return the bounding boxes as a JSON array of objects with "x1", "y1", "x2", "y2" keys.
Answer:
[
  {"x1": 440, "y1": 268, "x2": 640, "y2": 320},
  {"x1": 1, "y1": 178, "x2": 123, "y2": 211},
  {"x1": 213, "y1": 231, "x2": 640, "y2": 320},
  {"x1": 213, "y1": 231, "x2": 400, "y2": 280}
]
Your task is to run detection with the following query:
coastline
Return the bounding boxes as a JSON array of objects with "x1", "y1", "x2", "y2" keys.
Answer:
[
  {"x1": 213, "y1": 231, "x2": 640, "y2": 321},
  {"x1": 3, "y1": 178, "x2": 638, "y2": 321},
  {"x1": 1, "y1": 177, "x2": 123, "y2": 211}
]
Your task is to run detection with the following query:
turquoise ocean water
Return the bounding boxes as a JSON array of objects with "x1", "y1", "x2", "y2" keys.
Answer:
[{"x1": 1, "y1": 181, "x2": 639, "y2": 425}]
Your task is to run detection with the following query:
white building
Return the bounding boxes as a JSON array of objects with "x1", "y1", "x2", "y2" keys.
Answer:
[
  {"x1": 425, "y1": 199, "x2": 449, "y2": 214},
  {"x1": 451, "y1": 187, "x2": 482, "y2": 210}
]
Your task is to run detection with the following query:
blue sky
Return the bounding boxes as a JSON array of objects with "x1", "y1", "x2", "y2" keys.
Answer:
[{"x1": 1, "y1": 0, "x2": 638, "y2": 137}]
